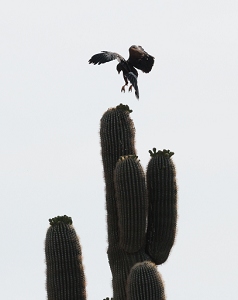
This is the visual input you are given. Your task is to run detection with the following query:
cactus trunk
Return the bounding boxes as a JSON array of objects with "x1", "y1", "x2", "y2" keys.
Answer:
[{"x1": 45, "y1": 216, "x2": 86, "y2": 300}]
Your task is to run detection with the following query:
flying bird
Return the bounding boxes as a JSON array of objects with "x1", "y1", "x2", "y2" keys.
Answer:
[{"x1": 88, "y1": 45, "x2": 154, "y2": 99}]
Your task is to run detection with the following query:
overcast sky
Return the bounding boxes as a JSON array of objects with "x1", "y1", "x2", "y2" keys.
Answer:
[{"x1": 1, "y1": 1, "x2": 238, "y2": 299}]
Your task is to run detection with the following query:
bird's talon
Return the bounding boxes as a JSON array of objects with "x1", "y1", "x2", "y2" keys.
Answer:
[
  {"x1": 129, "y1": 85, "x2": 133, "y2": 92},
  {"x1": 121, "y1": 86, "x2": 126, "y2": 93}
]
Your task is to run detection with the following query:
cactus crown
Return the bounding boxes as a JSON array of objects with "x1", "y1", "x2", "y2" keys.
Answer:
[
  {"x1": 116, "y1": 103, "x2": 133, "y2": 113},
  {"x1": 49, "y1": 215, "x2": 73, "y2": 226},
  {"x1": 118, "y1": 155, "x2": 139, "y2": 162},
  {"x1": 149, "y1": 148, "x2": 174, "y2": 158}
]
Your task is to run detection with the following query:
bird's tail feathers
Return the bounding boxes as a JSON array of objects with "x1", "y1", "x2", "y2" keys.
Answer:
[{"x1": 125, "y1": 72, "x2": 139, "y2": 100}]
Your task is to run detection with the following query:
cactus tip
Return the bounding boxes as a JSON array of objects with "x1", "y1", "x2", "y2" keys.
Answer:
[
  {"x1": 116, "y1": 103, "x2": 133, "y2": 113},
  {"x1": 149, "y1": 148, "x2": 174, "y2": 158},
  {"x1": 49, "y1": 215, "x2": 73, "y2": 226},
  {"x1": 118, "y1": 154, "x2": 139, "y2": 162}
]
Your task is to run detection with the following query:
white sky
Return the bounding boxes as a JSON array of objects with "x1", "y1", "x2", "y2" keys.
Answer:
[{"x1": 1, "y1": 1, "x2": 238, "y2": 299}]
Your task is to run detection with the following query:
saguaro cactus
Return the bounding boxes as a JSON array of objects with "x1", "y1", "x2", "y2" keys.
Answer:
[
  {"x1": 44, "y1": 104, "x2": 177, "y2": 300},
  {"x1": 100, "y1": 104, "x2": 177, "y2": 299},
  {"x1": 45, "y1": 215, "x2": 86, "y2": 300}
]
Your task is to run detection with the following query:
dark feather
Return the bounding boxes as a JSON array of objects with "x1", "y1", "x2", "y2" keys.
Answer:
[
  {"x1": 125, "y1": 72, "x2": 139, "y2": 99},
  {"x1": 88, "y1": 51, "x2": 123, "y2": 65},
  {"x1": 128, "y1": 45, "x2": 154, "y2": 73}
]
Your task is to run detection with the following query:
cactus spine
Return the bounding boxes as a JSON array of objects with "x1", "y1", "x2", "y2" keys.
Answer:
[{"x1": 45, "y1": 216, "x2": 86, "y2": 300}]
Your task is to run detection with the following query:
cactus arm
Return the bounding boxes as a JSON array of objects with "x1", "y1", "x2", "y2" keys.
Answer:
[
  {"x1": 126, "y1": 261, "x2": 165, "y2": 300},
  {"x1": 146, "y1": 149, "x2": 177, "y2": 264},
  {"x1": 114, "y1": 156, "x2": 148, "y2": 253}
]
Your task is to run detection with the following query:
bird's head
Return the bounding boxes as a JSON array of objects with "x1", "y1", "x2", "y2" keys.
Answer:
[{"x1": 130, "y1": 45, "x2": 144, "y2": 50}]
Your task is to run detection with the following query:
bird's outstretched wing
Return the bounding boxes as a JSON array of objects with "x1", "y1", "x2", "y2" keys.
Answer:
[
  {"x1": 125, "y1": 72, "x2": 139, "y2": 100},
  {"x1": 128, "y1": 45, "x2": 154, "y2": 73},
  {"x1": 89, "y1": 51, "x2": 124, "y2": 65}
]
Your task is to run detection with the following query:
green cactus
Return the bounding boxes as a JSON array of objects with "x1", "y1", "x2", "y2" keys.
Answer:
[
  {"x1": 45, "y1": 216, "x2": 86, "y2": 300},
  {"x1": 100, "y1": 104, "x2": 177, "y2": 299},
  {"x1": 100, "y1": 106, "x2": 150, "y2": 299},
  {"x1": 126, "y1": 261, "x2": 165, "y2": 300},
  {"x1": 45, "y1": 104, "x2": 177, "y2": 300},
  {"x1": 114, "y1": 156, "x2": 148, "y2": 252},
  {"x1": 146, "y1": 148, "x2": 177, "y2": 265}
]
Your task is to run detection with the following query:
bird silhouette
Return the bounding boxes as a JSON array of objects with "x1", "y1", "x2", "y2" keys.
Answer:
[{"x1": 88, "y1": 45, "x2": 154, "y2": 99}]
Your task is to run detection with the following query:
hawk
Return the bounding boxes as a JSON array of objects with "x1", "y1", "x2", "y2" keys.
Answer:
[{"x1": 88, "y1": 45, "x2": 154, "y2": 99}]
